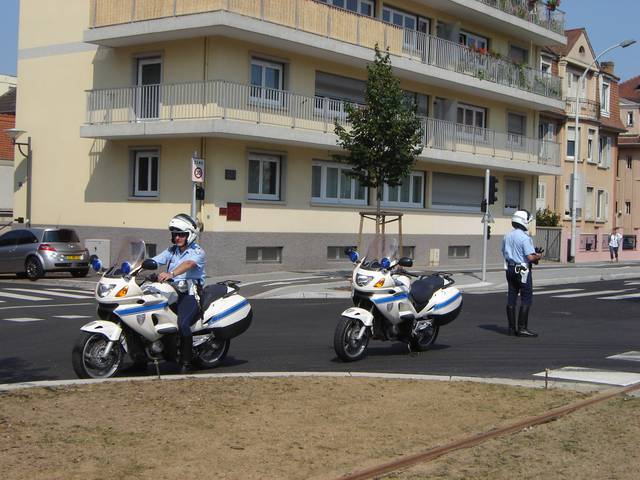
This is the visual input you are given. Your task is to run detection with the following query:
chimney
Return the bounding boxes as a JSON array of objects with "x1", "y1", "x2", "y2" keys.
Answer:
[{"x1": 601, "y1": 61, "x2": 615, "y2": 76}]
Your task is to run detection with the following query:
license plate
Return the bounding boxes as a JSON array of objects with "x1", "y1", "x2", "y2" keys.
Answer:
[{"x1": 66, "y1": 255, "x2": 81, "y2": 260}]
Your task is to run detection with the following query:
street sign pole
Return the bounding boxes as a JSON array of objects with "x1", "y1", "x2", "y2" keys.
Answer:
[
  {"x1": 482, "y1": 169, "x2": 490, "y2": 282},
  {"x1": 191, "y1": 151, "x2": 205, "y2": 219}
]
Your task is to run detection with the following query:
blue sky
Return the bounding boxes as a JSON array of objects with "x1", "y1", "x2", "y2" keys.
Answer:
[{"x1": 0, "y1": 0, "x2": 638, "y2": 80}]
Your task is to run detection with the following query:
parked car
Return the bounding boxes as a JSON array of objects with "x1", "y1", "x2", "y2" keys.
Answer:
[{"x1": 0, "y1": 228, "x2": 90, "y2": 280}]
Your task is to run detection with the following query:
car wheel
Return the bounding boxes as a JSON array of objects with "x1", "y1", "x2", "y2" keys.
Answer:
[
  {"x1": 25, "y1": 257, "x2": 45, "y2": 281},
  {"x1": 71, "y1": 269, "x2": 89, "y2": 278}
]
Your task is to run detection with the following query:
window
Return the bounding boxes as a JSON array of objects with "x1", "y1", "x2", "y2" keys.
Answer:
[
  {"x1": 133, "y1": 151, "x2": 159, "y2": 197},
  {"x1": 457, "y1": 104, "x2": 486, "y2": 128},
  {"x1": 540, "y1": 59, "x2": 552, "y2": 76},
  {"x1": 317, "y1": 0, "x2": 375, "y2": 16},
  {"x1": 0, "y1": 230, "x2": 21, "y2": 248},
  {"x1": 404, "y1": 91, "x2": 429, "y2": 116},
  {"x1": 248, "y1": 154, "x2": 281, "y2": 200},
  {"x1": 626, "y1": 201, "x2": 632, "y2": 215},
  {"x1": 327, "y1": 246, "x2": 357, "y2": 260},
  {"x1": 623, "y1": 235, "x2": 637, "y2": 250},
  {"x1": 246, "y1": 247, "x2": 282, "y2": 263},
  {"x1": 382, "y1": 172, "x2": 424, "y2": 208},
  {"x1": 315, "y1": 72, "x2": 366, "y2": 118},
  {"x1": 598, "y1": 136, "x2": 612, "y2": 168},
  {"x1": 509, "y1": 45, "x2": 528, "y2": 65},
  {"x1": 601, "y1": 80, "x2": 611, "y2": 115},
  {"x1": 382, "y1": 6, "x2": 429, "y2": 54},
  {"x1": 459, "y1": 31, "x2": 488, "y2": 50},
  {"x1": 448, "y1": 246, "x2": 470, "y2": 259},
  {"x1": 585, "y1": 186, "x2": 594, "y2": 220},
  {"x1": 43, "y1": 229, "x2": 80, "y2": 243},
  {"x1": 587, "y1": 129, "x2": 595, "y2": 163},
  {"x1": 401, "y1": 246, "x2": 415, "y2": 259},
  {"x1": 250, "y1": 58, "x2": 284, "y2": 105},
  {"x1": 136, "y1": 57, "x2": 162, "y2": 120},
  {"x1": 431, "y1": 173, "x2": 483, "y2": 211},
  {"x1": 567, "y1": 71, "x2": 586, "y2": 99},
  {"x1": 627, "y1": 156, "x2": 633, "y2": 169},
  {"x1": 311, "y1": 161, "x2": 367, "y2": 205},
  {"x1": 145, "y1": 243, "x2": 157, "y2": 258},
  {"x1": 383, "y1": 6, "x2": 417, "y2": 30},
  {"x1": 536, "y1": 181, "x2": 547, "y2": 211},
  {"x1": 504, "y1": 179, "x2": 523, "y2": 215},
  {"x1": 567, "y1": 126, "x2": 576, "y2": 159},
  {"x1": 596, "y1": 189, "x2": 607, "y2": 221},
  {"x1": 628, "y1": 111, "x2": 635, "y2": 127},
  {"x1": 507, "y1": 112, "x2": 526, "y2": 150}
]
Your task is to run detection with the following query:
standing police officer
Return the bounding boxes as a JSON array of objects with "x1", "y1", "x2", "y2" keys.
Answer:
[
  {"x1": 501, "y1": 209, "x2": 542, "y2": 337},
  {"x1": 153, "y1": 213, "x2": 206, "y2": 373}
]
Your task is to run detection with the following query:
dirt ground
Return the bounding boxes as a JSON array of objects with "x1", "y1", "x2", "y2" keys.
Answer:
[{"x1": 0, "y1": 377, "x2": 637, "y2": 480}]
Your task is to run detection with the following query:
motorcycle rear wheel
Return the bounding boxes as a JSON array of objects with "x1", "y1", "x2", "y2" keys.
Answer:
[
  {"x1": 194, "y1": 337, "x2": 230, "y2": 369},
  {"x1": 334, "y1": 317, "x2": 370, "y2": 362},
  {"x1": 409, "y1": 323, "x2": 440, "y2": 352},
  {"x1": 72, "y1": 332, "x2": 123, "y2": 379}
]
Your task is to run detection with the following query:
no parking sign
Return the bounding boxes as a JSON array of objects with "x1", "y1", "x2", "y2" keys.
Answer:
[{"x1": 191, "y1": 157, "x2": 205, "y2": 183}]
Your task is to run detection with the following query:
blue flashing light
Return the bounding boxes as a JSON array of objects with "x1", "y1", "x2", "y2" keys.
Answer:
[
  {"x1": 349, "y1": 251, "x2": 359, "y2": 263},
  {"x1": 380, "y1": 257, "x2": 391, "y2": 269},
  {"x1": 91, "y1": 258, "x2": 102, "y2": 272},
  {"x1": 121, "y1": 262, "x2": 131, "y2": 275}
]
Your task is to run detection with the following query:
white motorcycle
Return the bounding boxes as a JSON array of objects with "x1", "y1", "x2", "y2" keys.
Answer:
[
  {"x1": 72, "y1": 237, "x2": 252, "y2": 378},
  {"x1": 334, "y1": 235, "x2": 462, "y2": 362}
]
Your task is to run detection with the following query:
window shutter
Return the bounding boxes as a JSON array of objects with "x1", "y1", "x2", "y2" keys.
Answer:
[
  {"x1": 606, "y1": 137, "x2": 613, "y2": 169},
  {"x1": 605, "y1": 191, "x2": 609, "y2": 221}
]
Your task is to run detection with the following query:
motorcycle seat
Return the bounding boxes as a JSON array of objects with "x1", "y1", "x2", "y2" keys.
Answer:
[
  {"x1": 200, "y1": 284, "x2": 228, "y2": 311},
  {"x1": 410, "y1": 275, "x2": 445, "y2": 310}
]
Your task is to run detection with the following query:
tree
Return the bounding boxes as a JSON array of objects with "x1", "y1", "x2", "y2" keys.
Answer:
[
  {"x1": 536, "y1": 207, "x2": 560, "y2": 227},
  {"x1": 333, "y1": 46, "x2": 423, "y2": 230}
]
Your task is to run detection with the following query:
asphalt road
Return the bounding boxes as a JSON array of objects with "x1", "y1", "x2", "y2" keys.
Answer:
[{"x1": 1, "y1": 279, "x2": 640, "y2": 384}]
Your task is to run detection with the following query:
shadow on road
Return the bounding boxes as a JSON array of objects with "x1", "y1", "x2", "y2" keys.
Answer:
[
  {"x1": 478, "y1": 324, "x2": 512, "y2": 336},
  {"x1": 0, "y1": 357, "x2": 58, "y2": 383}
]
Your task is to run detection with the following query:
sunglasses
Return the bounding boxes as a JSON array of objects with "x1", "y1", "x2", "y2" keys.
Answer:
[{"x1": 171, "y1": 232, "x2": 188, "y2": 239}]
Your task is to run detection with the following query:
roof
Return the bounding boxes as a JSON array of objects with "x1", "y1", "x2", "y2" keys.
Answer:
[
  {"x1": 620, "y1": 76, "x2": 640, "y2": 103},
  {"x1": 0, "y1": 87, "x2": 16, "y2": 114},
  {"x1": 545, "y1": 28, "x2": 592, "y2": 58}
]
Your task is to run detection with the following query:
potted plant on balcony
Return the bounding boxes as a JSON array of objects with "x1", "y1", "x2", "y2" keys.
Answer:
[{"x1": 546, "y1": 0, "x2": 560, "y2": 11}]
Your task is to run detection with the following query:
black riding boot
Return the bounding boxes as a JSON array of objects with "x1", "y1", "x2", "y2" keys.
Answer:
[
  {"x1": 179, "y1": 335, "x2": 193, "y2": 373},
  {"x1": 506, "y1": 306, "x2": 517, "y2": 336},
  {"x1": 516, "y1": 305, "x2": 538, "y2": 337}
]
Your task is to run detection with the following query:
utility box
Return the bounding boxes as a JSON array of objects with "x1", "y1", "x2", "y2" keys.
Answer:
[
  {"x1": 85, "y1": 239, "x2": 111, "y2": 267},
  {"x1": 429, "y1": 248, "x2": 440, "y2": 267}
]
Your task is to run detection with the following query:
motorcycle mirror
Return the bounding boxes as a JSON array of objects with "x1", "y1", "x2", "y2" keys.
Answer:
[
  {"x1": 398, "y1": 257, "x2": 413, "y2": 268},
  {"x1": 142, "y1": 259, "x2": 158, "y2": 270}
]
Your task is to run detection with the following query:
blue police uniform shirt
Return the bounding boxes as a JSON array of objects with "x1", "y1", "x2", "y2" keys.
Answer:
[
  {"x1": 153, "y1": 243, "x2": 206, "y2": 282},
  {"x1": 501, "y1": 229, "x2": 535, "y2": 265}
]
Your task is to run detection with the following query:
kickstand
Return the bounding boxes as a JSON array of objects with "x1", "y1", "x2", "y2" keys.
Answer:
[{"x1": 153, "y1": 359, "x2": 161, "y2": 380}]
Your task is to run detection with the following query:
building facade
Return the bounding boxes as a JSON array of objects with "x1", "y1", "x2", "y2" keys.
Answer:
[
  {"x1": 617, "y1": 76, "x2": 640, "y2": 257},
  {"x1": 538, "y1": 29, "x2": 625, "y2": 262},
  {"x1": 15, "y1": 0, "x2": 566, "y2": 274},
  {"x1": 0, "y1": 85, "x2": 16, "y2": 227}
]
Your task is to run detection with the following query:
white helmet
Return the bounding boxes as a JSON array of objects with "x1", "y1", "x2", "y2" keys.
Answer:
[
  {"x1": 512, "y1": 209, "x2": 532, "y2": 230},
  {"x1": 168, "y1": 213, "x2": 199, "y2": 245}
]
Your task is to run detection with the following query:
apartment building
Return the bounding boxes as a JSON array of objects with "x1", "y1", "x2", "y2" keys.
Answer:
[
  {"x1": 617, "y1": 76, "x2": 640, "y2": 257},
  {"x1": 538, "y1": 29, "x2": 625, "y2": 262},
  {"x1": 0, "y1": 86, "x2": 16, "y2": 225},
  {"x1": 15, "y1": 0, "x2": 566, "y2": 274}
]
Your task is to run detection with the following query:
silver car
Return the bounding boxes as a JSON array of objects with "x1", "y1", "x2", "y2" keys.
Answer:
[{"x1": 0, "y1": 228, "x2": 90, "y2": 280}]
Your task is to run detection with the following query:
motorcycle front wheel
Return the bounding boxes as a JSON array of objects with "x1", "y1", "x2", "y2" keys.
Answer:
[
  {"x1": 72, "y1": 332, "x2": 123, "y2": 379},
  {"x1": 333, "y1": 317, "x2": 370, "y2": 362},
  {"x1": 409, "y1": 323, "x2": 440, "y2": 352},
  {"x1": 194, "y1": 337, "x2": 230, "y2": 369}
]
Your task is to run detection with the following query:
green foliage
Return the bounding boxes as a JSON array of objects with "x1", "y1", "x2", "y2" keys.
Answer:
[
  {"x1": 536, "y1": 207, "x2": 560, "y2": 227},
  {"x1": 333, "y1": 46, "x2": 423, "y2": 211}
]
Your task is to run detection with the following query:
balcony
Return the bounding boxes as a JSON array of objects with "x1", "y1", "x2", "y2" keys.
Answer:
[
  {"x1": 81, "y1": 80, "x2": 561, "y2": 174},
  {"x1": 565, "y1": 98, "x2": 601, "y2": 121},
  {"x1": 475, "y1": 0, "x2": 565, "y2": 35},
  {"x1": 86, "y1": 0, "x2": 563, "y2": 107}
]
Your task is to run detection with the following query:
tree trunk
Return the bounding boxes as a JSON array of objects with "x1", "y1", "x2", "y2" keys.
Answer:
[{"x1": 376, "y1": 186, "x2": 382, "y2": 235}]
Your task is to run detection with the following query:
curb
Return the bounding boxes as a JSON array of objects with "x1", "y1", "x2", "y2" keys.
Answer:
[{"x1": 0, "y1": 371, "x2": 610, "y2": 394}]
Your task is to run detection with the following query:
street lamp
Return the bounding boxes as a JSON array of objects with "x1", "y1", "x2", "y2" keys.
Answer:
[
  {"x1": 5, "y1": 128, "x2": 32, "y2": 227},
  {"x1": 570, "y1": 39, "x2": 636, "y2": 261}
]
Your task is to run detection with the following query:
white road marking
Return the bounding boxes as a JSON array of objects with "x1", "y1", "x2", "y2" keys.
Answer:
[
  {"x1": 0, "y1": 302, "x2": 93, "y2": 311},
  {"x1": 598, "y1": 293, "x2": 640, "y2": 300},
  {"x1": 240, "y1": 276, "x2": 328, "y2": 287},
  {"x1": 50, "y1": 288, "x2": 95, "y2": 294},
  {"x1": 554, "y1": 289, "x2": 634, "y2": 298},
  {"x1": 624, "y1": 281, "x2": 640, "y2": 286},
  {"x1": 262, "y1": 279, "x2": 316, "y2": 287},
  {"x1": 2, "y1": 317, "x2": 43, "y2": 323},
  {"x1": 54, "y1": 315, "x2": 92, "y2": 319},
  {"x1": 534, "y1": 366, "x2": 640, "y2": 386},
  {"x1": 534, "y1": 288, "x2": 584, "y2": 295},
  {"x1": 607, "y1": 351, "x2": 640, "y2": 362},
  {"x1": 0, "y1": 291, "x2": 48, "y2": 301},
  {"x1": 6, "y1": 288, "x2": 91, "y2": 299}
]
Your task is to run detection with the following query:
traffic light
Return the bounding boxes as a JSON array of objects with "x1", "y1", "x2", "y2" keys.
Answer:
[
  {"x1": 488, "y1": 176, "x2": 498, "y2": 205},
  {"x1": 486, "y1": 225, "x2": 491, "y2": 240},
  {"x1": 481, "y1": 199, "x2": 487, "y2": 213},
  {"x1": 195, "y1": 185, "x2": 205, "y2": 200}
]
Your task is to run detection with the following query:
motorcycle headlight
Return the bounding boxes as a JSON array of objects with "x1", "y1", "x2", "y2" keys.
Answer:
[
  {"x1": 355, "y1": 274, "x2": 374, "y2": 287},
  {"x1": 97, "y1": 283, "x2": 116, "y2": 298}
]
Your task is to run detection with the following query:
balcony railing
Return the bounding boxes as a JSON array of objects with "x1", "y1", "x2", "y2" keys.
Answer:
[
  {"x1": 88, "y1": 0, "x2": 562, "y2": 100},
  {"x1": 565, "y1": 98, "x2": 601, "y2": 120},
  {"x1": 475, "y1": 0, "x2": 565, "y2": 35},
  {"x1": 85, "y1": 80, "x2": 560, "y2": 168}
]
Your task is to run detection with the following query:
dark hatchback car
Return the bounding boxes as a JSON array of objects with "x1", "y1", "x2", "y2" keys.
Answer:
[{"x1": 0, "y1": 228, "x2": 90, "y2": 280}]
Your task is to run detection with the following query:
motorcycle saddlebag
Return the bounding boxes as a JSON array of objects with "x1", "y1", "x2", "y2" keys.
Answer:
[{"x1": 210, "y1": 309, "x2": 252, "y2": 340}]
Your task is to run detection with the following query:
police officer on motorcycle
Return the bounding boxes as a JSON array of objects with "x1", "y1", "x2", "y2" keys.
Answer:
[
  {"x1": 153, "y1": 214, "x2": 206, "y2": 373},
  {"x1": 501, "y1": 209, "x2": 542, "y2": 337}
]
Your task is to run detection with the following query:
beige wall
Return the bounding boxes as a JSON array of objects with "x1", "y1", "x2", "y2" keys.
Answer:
[{"x1": 617, "y1": 146, "x2": 640, "y2": 232}]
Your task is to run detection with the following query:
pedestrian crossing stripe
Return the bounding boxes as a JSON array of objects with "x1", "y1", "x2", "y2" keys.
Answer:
[
  {"x1": 6, "y1": 288, "x2": 91, "y2": 299},
  {"x1": 607, "y1": 351, "x2": 640, "y2": 362},
  {"x1": 54, "y1": 315, "x2": 92, "y2": 319},
  {"x1": 534, "y1": 366, "x2": 640, "y2": 386},
  {"x1": 2, "y1": 318, "x2": 44, "y2": 323},
  {"x1": 0, "y1": 291, "x2": 48, "y2": 301},
  {"x1": 535, "y1": 288, "x2": 583, "y2": 295},
  {"x1": 554, "y1": 289, "x2": 633, "y2": 299},
  {"x1": 50, "y1": 288, "x2": 95, "y2": 294},
  {"x1": 598, "y1": 293, "x2": 640, "y2": 300}
]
